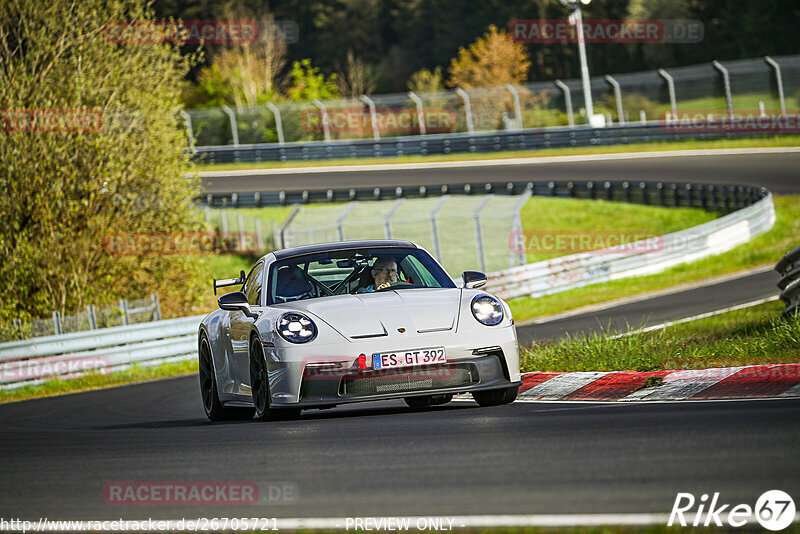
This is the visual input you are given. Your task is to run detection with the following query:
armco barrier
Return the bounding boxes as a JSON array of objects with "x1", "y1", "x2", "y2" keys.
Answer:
[
  {"x1": 0, "y1": 315, "x2": 204, "y2": 390},
  {"x1": 776, "y1": 245, "x2": 800, "y2": 317},
  {"x1": 193, "y1": 121, "x2": 796, "y2": 165},
  {"x1": 484, "y1": 192, "x2": 775, "y2": 300}
]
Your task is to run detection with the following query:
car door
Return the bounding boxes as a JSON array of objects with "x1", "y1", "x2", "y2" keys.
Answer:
[{"x1": 229, "y1": 261, "x2": 264, "y2": 396}]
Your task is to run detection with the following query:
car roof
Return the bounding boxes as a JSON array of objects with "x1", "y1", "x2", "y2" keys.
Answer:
[{"x1": 272, "y1": 240, "x2": 418, "y2": 260}]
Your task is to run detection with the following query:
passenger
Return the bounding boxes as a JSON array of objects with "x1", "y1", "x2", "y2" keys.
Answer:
[{"x1": 360, "y1": 257, "x2": 399, "y2": 292}]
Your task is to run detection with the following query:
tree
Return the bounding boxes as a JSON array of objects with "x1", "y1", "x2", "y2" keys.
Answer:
[
  {"x1": 407, "y1": 67, "x2": 445, "y2": 93},
  {"x1": 337, "y1": 50, "x2": 377, "y2": 97},
  {"x1": 286, "y1": 59, "x2": 340, "y2": 101},
  {"x1": 447, "y1": 25, "x2": 531, "y2": 89},
  {"x1": 0, "y1": 0, "x2": 204, "y2": 325}
]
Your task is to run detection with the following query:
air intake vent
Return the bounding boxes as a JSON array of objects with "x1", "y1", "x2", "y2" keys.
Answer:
[{"x1": 340, "y1": 363, "x2": 478, "y2": 396}]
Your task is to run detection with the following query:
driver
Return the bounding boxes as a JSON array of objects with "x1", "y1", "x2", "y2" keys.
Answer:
[{"x1": 360, "y1": 256, "x2": 399, "y2": 292}]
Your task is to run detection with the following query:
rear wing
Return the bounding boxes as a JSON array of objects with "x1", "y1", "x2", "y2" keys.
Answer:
[{"x1": 213, "y1": 270, "x2": 246, "y2": 295}]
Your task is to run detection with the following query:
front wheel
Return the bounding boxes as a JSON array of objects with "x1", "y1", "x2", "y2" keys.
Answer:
[
  {"x1": 472, "y1": 386, "x2": 518, "y2": 407},
  {"x1": 250, "y1": 337, "x2": 301, "y2": 422},
  {"x1": 199, "y1": 334, "x2": 254, "y2": 421}
]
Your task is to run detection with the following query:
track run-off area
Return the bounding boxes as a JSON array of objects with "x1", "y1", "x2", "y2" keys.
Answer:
[{"x1": 2, "y1": 148, "x2": 799, "y2": 525}]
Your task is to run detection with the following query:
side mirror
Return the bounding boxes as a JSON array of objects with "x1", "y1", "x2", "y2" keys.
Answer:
[
  {"x1": 217, "y1": 291, "x2": 256, "y2": 317},
  {"x1": 462, "y1": 271, "x2": 487, "y2": 289}
]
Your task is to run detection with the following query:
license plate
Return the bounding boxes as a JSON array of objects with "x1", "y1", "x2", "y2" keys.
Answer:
[{"x1": 372, "y1": 347, "x2": 446, "y2": 370}]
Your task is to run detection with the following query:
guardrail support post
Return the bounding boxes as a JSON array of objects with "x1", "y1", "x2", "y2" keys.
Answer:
[
  {"x1": 764, "y1": 56, "x2": 787, "y2": 117},
  {"x1": 151, "y1": 294, "x2": 161, "y2": 321},
  {"x1": 712, "y1": 60, "x2": 734, "y2": 122},
  {"x1": 604, "y1": 75, "x2": 625, "y2": 125},
  {"x1": 86, "y1": 305, "x2": 97, "y2": 330},
  {"x1": 554, "y1": 80, "x2": 575, "y2": 128},
  {"x1": 266, "y1": 102, "x2": 285, "y2": 145},
  {"x1": 312, "y1": 99, "x2": 332, "y2": 142},
  {"x1": 52, "y1": 311, "x2": 62, "y2": 335},
  {"x1": 120, "y1": 299, "x2": 129, "y2": 326},
  {"x1": 455, "y1": 88, "x2": 475, "y2": 134},
  {"x1": 220, "y1": 105, "x2": 240, "y2": 146},
  {"x1": 407, "y1": 91, "x2": 426, "y2": 135},
  {"x1": 505, "y1": 84, "x2": 523, "y2": 130},
  {"x1": 179, "y1": 110, "x2": 194, "y2": 146},
  {"x1": 657, "y1": 69, "x2": 678, "y2": 119},
  {"x1": 359, "y1": 95, "x2": 380, "y2": 140}
]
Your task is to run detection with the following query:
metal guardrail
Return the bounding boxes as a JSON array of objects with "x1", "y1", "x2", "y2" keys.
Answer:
[
  {"x1": 0, "y1": 315, "x2": 204, "y2": 390},
  {"x1": 484, "y1": 191, "x2": 775, "y2": 300},
  {"x1": 202, "y1": 178, "x2": 764, "y2": 210},
  {"x1": 193, "y1": 121, "x2": 792, "y2": 165},
  {"x1": 776, "y1": 246, "x2": 800, "y2": 317}
]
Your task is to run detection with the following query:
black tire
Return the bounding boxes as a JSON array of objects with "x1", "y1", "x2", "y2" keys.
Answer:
[
  {"x1": 199, "y1": 334, "x2": 254, "y2": 421},
  {"x1": 404, "y1": 393, "x2": 453, "y2": 409},
  {"x1": 472, "y1": 386, "x2": 518, "y2": 407},
  {"x1": 250, "y1": 337, "x2": 302, "y2": 422}
]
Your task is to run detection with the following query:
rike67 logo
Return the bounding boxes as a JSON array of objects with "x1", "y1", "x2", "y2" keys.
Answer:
[{"x1": 669, "y1": 490, "x2": 796, "y2": 530}]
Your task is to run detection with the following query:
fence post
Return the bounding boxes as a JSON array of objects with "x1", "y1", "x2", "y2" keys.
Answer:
[
  {"x1": 255, "y1": 217, "x2": 264, "y2": 251},
  {"x1": 277, "y1": 205, "x2": 301, "y2": 249},
  {"x1": 336, "y1": 202, "x2": 356, "y2": 241},
  {"x1": 151, "y1": 294, "x2": 161, "y2": 321},
  {"x1": 711, "y1": 60, "x2": 734, "y2": 121},
  {"x1": 407, "y1": 91, "x2": 426, "y2": 135},
  {"x1": 473, "y1": 196, "x2": 492, "y2": 272},
  {"x1": 179, "y1": 110, "x2": 194, "y2": 146},
  {"x1": 430, "y1": 196, "x2": 449, "y2": 261},
  {"x1": 505, "y1": 84, "x2": 523, "y2": 130},
  {"x1": 511, "y1": 190, "x2": 532, "y2": 267},
  {"x1": 384, "y1": 198, "x2": 404, "y2": 239},
  {"x1": 604, "y1": 75, "x2": 624, "y2": 125},
  {"x1": 359, "y1": 95, "x2": 380, "y2": 140},
  {"x1": 220, "y1": 105, "x2": 240, "y2": 146},
  {"x1": 764, "y1": 56, "x2": 787, "y2": 117},
  {"x1": 265, "y1": 102, "x2": 285, "y2": 145},
  {"x1": 312, "y1": 99, "x2": 332, "y2": 142},
  {"x1": 238, "y1": 213, "x2": 246, "y2": 252},
  {"x1": 52, "y1": 311, "x2": 63, "y2": 335},
  {"x1": 120, "y1": 299, "x2": 129, "y2": 326},
  {"x1": 657, "y1": 68, "x2": 677, "y2": 119},
  {"x1": 554, "y1": 80, "x2": 574, "y2": 128},
  {"x1": 86, "y1": 305, "x2": 97, "y2": 330},
  {"x1": 455, "y1": 88, "x2": 475, "y2": 133}
]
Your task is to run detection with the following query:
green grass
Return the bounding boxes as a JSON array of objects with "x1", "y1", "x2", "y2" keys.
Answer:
[
  {"x1": 0, "y1": 359, "x2": 197, "y2": 405},
  {"x1": 509, "y1": 194, "x2": 800, "y2": 322},
  {"x1": 520, "y1": 300, "x2": 800, "y2": 372},
  {"x1": 195, "y1": 135, "x2": 800, "y2": 171}
]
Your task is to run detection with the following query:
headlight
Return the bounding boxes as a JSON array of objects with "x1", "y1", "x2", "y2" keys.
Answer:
[
  {"x1": 277, "y1": 312, "x2": 317, "y2": 343},
  {"x1": 471, "y1": 295, "x2": 504, "y2": 326}
]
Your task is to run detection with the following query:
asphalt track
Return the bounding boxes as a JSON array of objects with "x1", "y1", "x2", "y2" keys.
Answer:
[
  {"x1": 0, "y1": 380, "x2": 798, "y2": 520},
  {"x1": 201, "y1": 150, "x2": 800, "y2": 195},
  {"x1": 2, "y1": 150, "x2": 798, "y2": 523}
]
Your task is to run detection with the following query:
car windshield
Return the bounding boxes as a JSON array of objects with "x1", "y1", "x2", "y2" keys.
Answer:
[{"x1": 266, "y1": 247, "x2": 455, "y2": 304}]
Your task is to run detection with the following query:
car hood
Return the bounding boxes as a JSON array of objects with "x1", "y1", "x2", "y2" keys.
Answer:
[{"x1": 277, "y1": 288, "x2": 461, "y2": 339}]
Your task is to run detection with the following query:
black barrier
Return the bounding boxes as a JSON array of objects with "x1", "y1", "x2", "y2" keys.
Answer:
[{"x1": 776, "y1": 246, "x2": 800, "y2": 317}]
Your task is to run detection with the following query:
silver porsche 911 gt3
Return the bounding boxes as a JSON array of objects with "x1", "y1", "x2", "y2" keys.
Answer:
[{"x1": 198, "y1": 239, "x2": 521, "y2": 421}]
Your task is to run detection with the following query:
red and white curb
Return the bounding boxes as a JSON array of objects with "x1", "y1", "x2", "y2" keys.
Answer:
[{"x1": 516, "y1": 363, "x2": 800, "y2": 401}]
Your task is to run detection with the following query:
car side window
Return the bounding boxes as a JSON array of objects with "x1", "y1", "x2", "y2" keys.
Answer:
[{"x1": 244, "y1": 262, "x2": 264, "y2": 305}]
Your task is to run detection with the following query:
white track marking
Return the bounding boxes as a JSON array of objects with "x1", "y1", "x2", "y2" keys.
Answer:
[
  {"x1": 516, "y1": 265, "x2": 775, "y2": 326},
  {"x1": 198, "y1": 146, "x2": 800, "y2": 177},
  {"x1": 622, "y1": 366, "x2": 746, "y2": 401},
  {"x1": 519, "y1": 371, "x2": 610, "y2": 399},
  {"x1": 609, "y1": 295, "x2": 780, "y2": 339}
]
